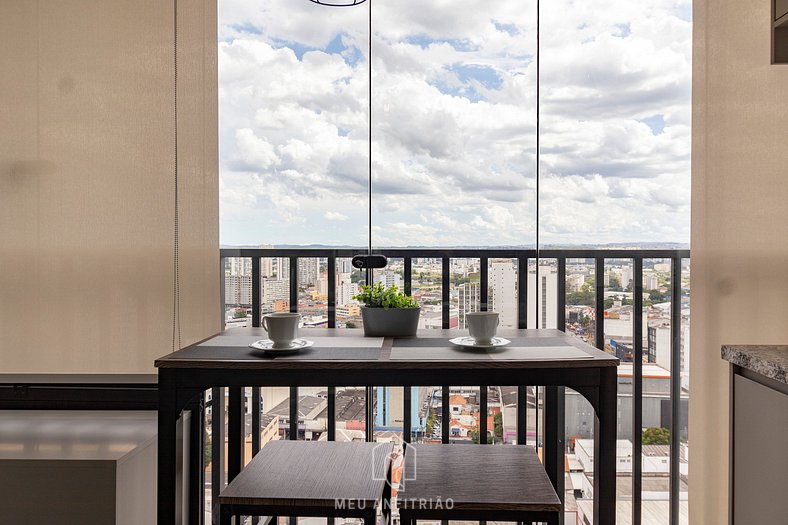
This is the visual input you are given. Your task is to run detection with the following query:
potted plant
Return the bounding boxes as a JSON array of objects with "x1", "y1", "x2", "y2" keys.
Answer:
[{"x1": 353, "y1": 283, "x2": 420, "y2": 337}]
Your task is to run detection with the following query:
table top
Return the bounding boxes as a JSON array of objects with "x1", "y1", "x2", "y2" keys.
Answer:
[
  {"x1": 155, "y1": 328, "x2": 617, "y2": 370},
  {"x1": 218, "y1": 441, "x2": 393, "y2": 508},
  {"x1": 398, "y1": 444, "x2": 561, "y2": 512}
]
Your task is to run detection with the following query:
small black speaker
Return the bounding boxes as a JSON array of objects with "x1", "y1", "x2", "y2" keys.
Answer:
[{"x1": 351, "y1": 254, "x2": 388, "y2": 270}]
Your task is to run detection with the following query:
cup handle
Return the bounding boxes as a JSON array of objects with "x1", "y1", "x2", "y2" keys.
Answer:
[
  {"x1": 262, "y1": 316, "x2": 269, "y2": 333},
  {"x1": 496, "y1": 317, "x2": 500, "y2": 327}
]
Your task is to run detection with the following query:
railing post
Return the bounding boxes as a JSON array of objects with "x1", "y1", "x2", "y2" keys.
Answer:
[
  {"x1": 210, "y1": 387, "x2": 224, "y2": 524},
  {"x1": 404, "y1": 257, "x2": 412, "y2": 296},
  {"x1": 327, "y1": 386, "x2": 336, "y2": 441},
  {"x1": 403, "y1": 386, "x2": 412, "y2": 443},
  {"x1": 219, "y1": 257, "x2": 226, "y2": 331},
  {"x1": 289, "y1": 386, "x2": 298, "y2": 440},
  {"x1": 517, "y1": 385, "x2": 527, "y2": 446},
  {"x1": 518, "y1": 256, "x2": 528, "y2": 329},
  {"x1": 442, "y1": 257, "x2": 450, "y2": 329},
  {"x1": 670, "y1": 257, "x2": 682, "y2": 525},
  {"x1": 251, "y1": 388, "x2": 260, "y2": 455},
  {"x1": 366, "y1": 386, "x2": 374, "y2": 442},
  {"x1": 289, "y1": 256, "x2": 298, "y2": 313},
  {"x1": 441, "y1": 387, "x2": 450, "y2": 443},
  {"x1": 226, "y1": 387, "x2": 244, "y2": 483},
  {"x1": 251, "y1": 257, "x2": 260, "y2": 328},
  {"x1": 479, "y1": 386, "x2": 488, "y2": 444},
  {"x1": 633, "y1": 256, "x2": 644, "y2": 525},
  {"x1": 480, "y1": 257, "x2": 489, "y2": 311},
  {"x1": 595, "y1": 256, "x2": 605, "y2": 350},
  {"x1": 328, "y1": 255, "x2": 336, "y2": 328}
]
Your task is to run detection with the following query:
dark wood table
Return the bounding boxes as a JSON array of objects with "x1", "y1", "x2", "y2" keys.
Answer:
[{"x1": 155, "y1": 328, "x2": 619, "y2": 525}]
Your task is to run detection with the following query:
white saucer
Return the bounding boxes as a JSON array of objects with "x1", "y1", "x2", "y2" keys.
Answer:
[
  {"x1": 449, "y1": 336, "x2": 511, "y2": 349},
  {"x1": 249, "y1": 339, "x2": 314, "y2": 353}
]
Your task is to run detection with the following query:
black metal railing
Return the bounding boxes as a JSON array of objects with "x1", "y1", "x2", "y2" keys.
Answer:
[{"x1": 214, "y1": 247, "x2": 690, "y2": 525}]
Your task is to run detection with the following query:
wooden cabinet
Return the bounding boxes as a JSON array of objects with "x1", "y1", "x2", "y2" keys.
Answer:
[
  {"x1": 731, "y1": 373, "x2": 788, "y2": 524},
  {"x1": 777, "y1": 0, "x2": 788, "y2": 21},
  {"x1": 775, "y1": 0, "x2": 788, "y2": 63}
]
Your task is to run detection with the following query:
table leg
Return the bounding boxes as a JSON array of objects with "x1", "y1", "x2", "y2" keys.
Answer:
[
  {"x1": 227, "y1": 387, "x2": 244, "y2": 483},
  {"x1": 158, "y1": 383, "x2": 179, "y2": 525},
  {"x1": 544, "y1": 386, "x2": 565, "y2": 525},
  {"x1": 188, "y1": 397, "x2": 205, "y2": 525},
  {"x1": 594, "y1": 367, "x2": 618, "y2": 525}
]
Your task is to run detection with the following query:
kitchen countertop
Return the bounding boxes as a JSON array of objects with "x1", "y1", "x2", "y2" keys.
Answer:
[{"x1": 722, "y1": 345, "x2": 788, "y2": 385}]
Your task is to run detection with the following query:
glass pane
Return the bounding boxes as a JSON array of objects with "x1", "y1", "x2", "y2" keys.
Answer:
[
  {"x1": 218, "y1": 0, "x2": 370, "y2": 247},
  {"x1": 539, "y1": 0, "x2": 692, "y2": 248},
  {"x1": 371, "y1": 0, "x2": 538, "y2": 248}
]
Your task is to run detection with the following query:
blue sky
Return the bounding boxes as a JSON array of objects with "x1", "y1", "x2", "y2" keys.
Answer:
[{"x1": 218, "y1": 0, "x2": 692, "y2": 247}]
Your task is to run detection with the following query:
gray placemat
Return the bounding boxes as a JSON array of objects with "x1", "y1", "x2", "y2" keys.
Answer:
[
  {"x1": 170, "y1": 344, "x2": 381, "y2": 361},
  {"x1": 489, "y1": 346, "x2": 594, "y2": 360},
  {"x1": 199, "y1": 335, "x2": 383, "y2": 348},
  {"x1": 390, "y1": 346, "x2": 494, "y2": 360},
  {"x1": 392, "y1": 337, "x2": 570, "y2": 348},
  {"x1": 390, "y1": 344, "x2": 593, "y2": 361}
]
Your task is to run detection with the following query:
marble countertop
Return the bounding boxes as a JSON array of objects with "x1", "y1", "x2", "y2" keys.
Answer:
[{"x1": 722, "y1": 345, "x2": 788, "y2": 385}]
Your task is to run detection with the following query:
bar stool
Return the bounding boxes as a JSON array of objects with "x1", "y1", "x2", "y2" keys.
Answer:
[
  {"x1": 397, "y1": 444, "x2": 561, "y2": 524},
  {"x1": 216, "y1": 440, "x2": 393, "y2": 525}
]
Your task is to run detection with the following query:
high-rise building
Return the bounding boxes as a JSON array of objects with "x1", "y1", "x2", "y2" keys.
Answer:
[
  {"x1": 261, "y1": 257, "x2": 274, "y2": 278},
  {"x1": 297, "y1": 258, "x2": 319, "y2": 287},
  {"x1": 527, "y1": 266, "x2": 557, "y2": 329},
  {"x1": 273, "y1": 257, "x2": 289, "y2": 280},
  {"x1": 228, "y1": 257, "x2": 252, "y2": 277},
  {"x1": 374, "y1": 271, "x2": 402, "y2": 290},
  {"x1": 567, "y1": 273, "x2": 585, "y2": 292},
  {"x1": 489, "y1": 260, "x2": 517, "y2": 328},
  {"x1": 317, "y1": 277, "x2": 328, "y2": 297},
  {"x1": 225, "y1": 274, "x2": 252, "y2": 305},
  {"x1": 338, "y1": 281, "x2": 359, "y2": 307},
  {"x1": 337, "y1": 258, "x2": 353, "y2": 274},
  {"x1": 644, "y1": 273, "x2": 659, "y2": 290},
  {"x1": 262, "y1": 278, "x2": 289, "y2": 313},
  {"x1": 457, "y1": 281, "x2": 480, "y2": 329},
  {"x1": 620, "y1": 266, "x2": 633, "y2": 289}
]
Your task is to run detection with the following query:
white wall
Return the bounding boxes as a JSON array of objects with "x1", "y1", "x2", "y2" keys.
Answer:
[
  {"x1": 0, "y1": 0, "x2": 218, "y2": 373},
  {"x1": 691, "y1": 0, "x2": 788, "y2": 523}
]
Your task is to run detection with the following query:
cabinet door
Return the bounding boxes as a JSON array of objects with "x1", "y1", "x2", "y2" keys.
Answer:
[
  {"x1": 733, "y1": 375, "x2": 788, "y2": 524},
  {"x1": 778, "y1": 0, "x2": 788, "y2": 21}
]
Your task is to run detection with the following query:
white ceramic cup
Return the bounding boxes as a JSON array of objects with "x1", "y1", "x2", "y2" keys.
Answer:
[
  {"x1": 262, "y1": 312, "x2": 300, "y2": 348},
  {"x1": 466, "y1": 311, "x2": 500, "y2": 345}
]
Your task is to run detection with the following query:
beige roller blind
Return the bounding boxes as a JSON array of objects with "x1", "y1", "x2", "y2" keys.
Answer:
[{"x1": 0, "y1": 0, "x2": 219, "y2": 374}]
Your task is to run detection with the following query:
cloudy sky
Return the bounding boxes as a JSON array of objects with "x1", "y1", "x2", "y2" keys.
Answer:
[{"x1": 218, "y1": 0, "x2": 692, "y2": 248}]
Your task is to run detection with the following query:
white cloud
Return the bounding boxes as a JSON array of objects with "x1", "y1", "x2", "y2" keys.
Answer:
[
  {"x1": 324, "y1": 211, "x2": 349, "y2": 221},
  {"x1": 218, "y1": 0, "x2": 692, "y2": 247}
]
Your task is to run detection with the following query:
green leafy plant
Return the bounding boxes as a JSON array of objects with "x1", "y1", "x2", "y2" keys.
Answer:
[
  {"x1": 642, "y1": 427, "x2": 671, "y2": 445},
  {"x1": 353, "y1": 283, "x2": 419, "y2": 309}
]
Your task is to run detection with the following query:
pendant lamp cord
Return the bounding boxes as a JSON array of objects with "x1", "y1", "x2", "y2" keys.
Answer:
[
  {"x1": 367, "y1": 0, "x2": 372, "y2": 257},
  {"x1": 535, "y1": 0, "x2": 541, "y2": 327}
]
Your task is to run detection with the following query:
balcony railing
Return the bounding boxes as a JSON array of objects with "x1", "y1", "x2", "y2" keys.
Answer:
[{"x1": 214, "y1": 247, "x2": 690, "y2": 525}]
